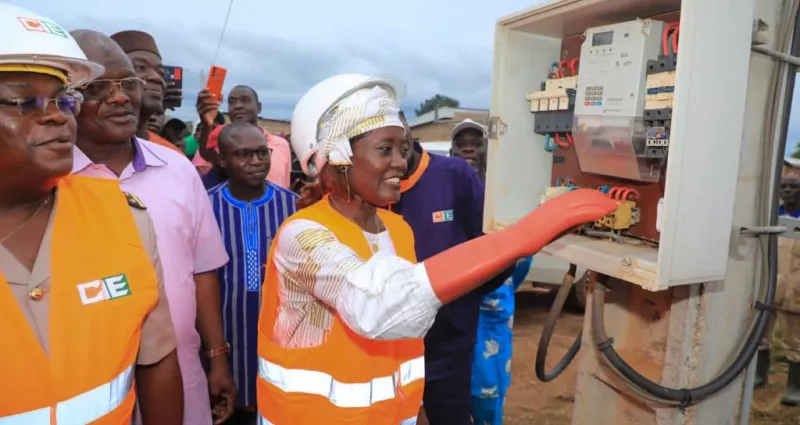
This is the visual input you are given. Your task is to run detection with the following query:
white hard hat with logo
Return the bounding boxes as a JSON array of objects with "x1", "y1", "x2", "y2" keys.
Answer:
[
  {"x1": 0, "y1": 4, "x2": 104, "y2": 86},
  {"x1": 291, "y1": 73, "x2": 406, "y2": 177}
]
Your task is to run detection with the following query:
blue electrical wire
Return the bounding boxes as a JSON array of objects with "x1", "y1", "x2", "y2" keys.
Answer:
[
  {"x1": 566, "y1": 179, "x2": 578, "y2": 191},
  {"x1": 544, "y1": 134, "x2": 558, "y2": 152},
  {"x1": 549, "y1": 61, "x2": 560, "y2": 79}
]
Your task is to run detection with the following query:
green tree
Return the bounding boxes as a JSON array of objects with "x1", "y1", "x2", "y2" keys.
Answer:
[
  {"x1": 414, "y1": 94, "x2": 460, "y2": 116},
  {"x1": 793, "y1": 142, "x2": 800, "y2": 159}
]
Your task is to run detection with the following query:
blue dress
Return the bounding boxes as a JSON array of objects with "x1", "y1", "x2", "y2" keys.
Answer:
[{"x1": 470, "y1": 256, "x2": 534, "y2": 425}]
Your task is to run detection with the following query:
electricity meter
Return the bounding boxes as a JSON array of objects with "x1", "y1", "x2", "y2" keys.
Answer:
[{"x1": 572, "y1": 19, "x2": 666, "y2": 182}]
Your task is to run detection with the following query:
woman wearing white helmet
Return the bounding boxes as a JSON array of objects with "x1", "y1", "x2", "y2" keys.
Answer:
[
  {"x1": 255, "y1": 73, "x2": 616, "y2": 425},
  {"x1": 0, "y1": 5, "x2": 183, "y2": 425}
]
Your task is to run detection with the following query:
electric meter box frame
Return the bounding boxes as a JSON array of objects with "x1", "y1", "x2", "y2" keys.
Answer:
[{"x1": 483, "y1": 0, "x2": 755, "y2": 291}]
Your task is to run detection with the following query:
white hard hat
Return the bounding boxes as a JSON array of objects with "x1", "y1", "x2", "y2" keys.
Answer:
[
  {"x1": 290, "y1": 73, "x2": 406, "y2": 177},
  {"x1": 0, "y1": 4, "x2": 104, "y2": 86}
]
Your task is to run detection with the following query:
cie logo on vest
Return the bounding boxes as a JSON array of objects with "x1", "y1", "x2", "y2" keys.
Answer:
[{"x1": 77, "y1": 274, "x2": 132, "y2": 305}]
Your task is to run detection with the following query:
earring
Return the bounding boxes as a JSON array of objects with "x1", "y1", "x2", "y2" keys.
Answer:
[{"x1": 340, "y1": 165, "x2": 352, "y2": 203}]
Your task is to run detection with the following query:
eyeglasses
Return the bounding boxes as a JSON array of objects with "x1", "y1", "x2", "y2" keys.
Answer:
[
  {"x1": 0, "y1": 92, "x2": 83, "y2": 116},
  {"x1": 230, "y1": 147, "x2": 272, "y2": 162},
  {"x1": 77, "y1": 77, "x2": 144, "y2": 101}
]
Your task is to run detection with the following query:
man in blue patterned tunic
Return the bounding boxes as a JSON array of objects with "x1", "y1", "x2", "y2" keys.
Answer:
[{"x1": 207, "y1": 121, "x2": 298, "y2": 424}]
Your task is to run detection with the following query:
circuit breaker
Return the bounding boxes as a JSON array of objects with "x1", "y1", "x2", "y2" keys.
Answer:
[
  {"x1": 571, "y1": 19, "x2": 666, "y2": 183},
  {"x1": 644, "y1": 23, "x2": 679, "y2": 161}
]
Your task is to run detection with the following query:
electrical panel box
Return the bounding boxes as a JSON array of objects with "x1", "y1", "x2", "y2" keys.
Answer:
[
  {"x1": 572, "y1": 19, "x2": 666, "y2": 183},
  {"x1": 484, "y1": 0, "x2": 754, "y2": 291}
]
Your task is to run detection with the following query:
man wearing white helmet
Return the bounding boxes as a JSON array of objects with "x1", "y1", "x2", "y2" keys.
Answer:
[
  {"x1": 254, "y1": 73, "x2": 616, "y2": 424},
  {"x1": 0, "y1": 5, "x2": 183, "y2": 425}
]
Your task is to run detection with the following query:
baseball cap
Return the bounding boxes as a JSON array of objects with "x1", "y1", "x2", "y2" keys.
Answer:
[{"x1": 450, "y1": 119, "x2": 487, "y2": 140}]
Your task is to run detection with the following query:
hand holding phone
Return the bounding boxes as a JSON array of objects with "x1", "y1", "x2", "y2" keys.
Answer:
[
  {"x1": 163, "y1": 65, "x2": 183, "y2": 110},
  {"x1": 195, "y1": 89, "x2": 220, "y2": 128},
  {"x1": 206, "y1": 65, "x2": 227, "y2": 102}
]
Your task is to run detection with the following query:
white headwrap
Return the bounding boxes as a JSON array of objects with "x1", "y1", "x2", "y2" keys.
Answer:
[{"x1": 312, "y1": 85, "x2": 404, "y2": 173}]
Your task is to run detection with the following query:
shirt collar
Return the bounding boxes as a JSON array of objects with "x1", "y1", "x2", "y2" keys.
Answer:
[
  {"x1": 72, "y1": 137, "x2": 168, "y2": 174},
  {"x1": 133, "y1": 137, "x2": 168, "y2": 170},
  {"x1": 220, "y1": 181, "x2": 275, "y2": 208},
  {"x1": 400, "y1": 142, "x2": 430, "y2": 193}
]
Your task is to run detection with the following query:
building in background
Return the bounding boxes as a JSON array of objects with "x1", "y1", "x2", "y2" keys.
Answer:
[
  {"x1": 213, "y1": 113, "x2": 292, "y2": 135},
  {"x1": 256, "y1": 117, "x2": 291, "y2": 135},
  {"x1": 408, "y1": 107, "x2": 489, "y2": 142},
  {"x1": 784, "y1": 157, "x2": 800, "y2": 175}
]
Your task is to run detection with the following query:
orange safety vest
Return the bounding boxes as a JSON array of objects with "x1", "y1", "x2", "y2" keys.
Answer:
[
  {"x1": 257, "y1": 195, "x2": 425, "y2": 425},
  {"x1": 0, "y1": 175, "x2": 158, "y2": 425}
]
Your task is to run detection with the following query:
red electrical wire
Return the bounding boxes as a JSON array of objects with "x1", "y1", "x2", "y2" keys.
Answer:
[
  {"x1": 554, "y1": 133, "x2": 570, "y2": 148},
  {"x1": 618, "y1": 187, "x2": 640, "y2": 201},
  {"x1": 608, "y1": 187, "x2": 621, "y2": 199},
  {"x1": 662, "y1": 23, "x2": 680, "y2": 56},
  {"x1": 566, "y1": 133, "x2": 574, "y2": 145},
  {"x1": 672, "y1": 25, "x2": 680, "y2": 54},
  {"x1": 557, "y1": 60, "x2": 571, "y2": 78},
  {"x1": 568, "y1": 58, "x2": 579, "y2": 76}
]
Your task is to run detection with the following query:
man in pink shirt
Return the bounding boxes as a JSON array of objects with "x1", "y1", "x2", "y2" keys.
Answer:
[
  {"x1": 195, "y1": 85, "x2": 292, "y2": 188},
  {"x1": 71, "y1": 30, "x2": 236, "y2": 425}
]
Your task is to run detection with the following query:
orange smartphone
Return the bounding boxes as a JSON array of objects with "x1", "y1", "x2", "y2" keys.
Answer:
[{"x1": 206, "y1": 65, "x2": 227, "y2": 102}]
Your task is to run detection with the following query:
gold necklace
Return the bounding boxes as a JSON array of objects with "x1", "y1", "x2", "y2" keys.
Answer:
[
  {"x1": 0, "y1": 194, "x2": 52, "y2": 245},
  {"x1": 0, "y1": 194, "x2": 53, "y2": 302},
  {"x1": 329, "y1": 196, "x2": 382, "y2": 253}
]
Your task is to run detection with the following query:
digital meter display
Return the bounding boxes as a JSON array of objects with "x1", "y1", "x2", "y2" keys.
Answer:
[{"x1": 591, "y1": 31, "x2": 614, "y2": 47}]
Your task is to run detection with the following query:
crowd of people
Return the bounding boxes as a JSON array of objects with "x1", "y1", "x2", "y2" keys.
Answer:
[{"x1": 0, "y1": 4, "x2": 618, "y2": 425}]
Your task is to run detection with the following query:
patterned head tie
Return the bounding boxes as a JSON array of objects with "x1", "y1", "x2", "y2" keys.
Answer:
[{"x1": 312, "y1": 85, "x2": 404, "y2": 174}]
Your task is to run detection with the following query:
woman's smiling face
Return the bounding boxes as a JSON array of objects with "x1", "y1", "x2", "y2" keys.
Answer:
[{"x1": 346, "y1": 126, "x2": 409, "y2": 206}]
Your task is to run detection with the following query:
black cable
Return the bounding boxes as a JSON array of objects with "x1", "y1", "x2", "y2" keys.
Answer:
[
  {"x1": 592, "y1": 255, "x2": 774, "y2": 405},
  {"x1": 536, "y1": 263, "x2": 583, "y2": 382}
]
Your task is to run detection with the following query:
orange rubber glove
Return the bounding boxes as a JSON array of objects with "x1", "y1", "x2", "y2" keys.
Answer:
[{"x1": 424, "y1": 188, "x2": 616, "y2": 303}]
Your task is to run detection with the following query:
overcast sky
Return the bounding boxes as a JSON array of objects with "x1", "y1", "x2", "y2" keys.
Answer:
[
  {"x1": 14, "y1": 0, "x2": 800, "y2": 156},
  {"x1": 17, "y1": 0, "x2": 537, "y2": 121}
]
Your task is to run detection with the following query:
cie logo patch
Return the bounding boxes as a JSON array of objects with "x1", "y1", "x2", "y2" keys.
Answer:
[
  {"x1": 17, "y1": 17, "x2": 68, "y2": 38},
  {"x1": 432, "y1": 210, "x2": 454, "y2": 223},
  {"x1": 77, "y1": 274, "x2": 132, "y2": 305}
]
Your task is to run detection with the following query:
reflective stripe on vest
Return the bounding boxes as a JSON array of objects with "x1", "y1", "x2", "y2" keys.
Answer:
[
  {"x1": 258, "y1": 355, "x2": 425, "y2": 408},
  {"x1": 0, "y1": 365, "x2": 133, "y2": 425},
  {"x1": 259, "y1": 414, "x2": 419, "y2": 425}
]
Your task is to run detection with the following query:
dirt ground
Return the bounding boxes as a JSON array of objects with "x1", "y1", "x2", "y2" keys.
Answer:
[{"x1": 504, "y1": 287, "x2": 800, "y2": 425}]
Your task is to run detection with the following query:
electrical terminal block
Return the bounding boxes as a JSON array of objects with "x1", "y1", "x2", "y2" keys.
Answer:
[
  {"x1": 594, "y1": 186, "x2": 641, "y2": 230},
  {"x1": 595, "y1": 200, "x2": 640, "y2": 230},
  {"x1": 526, "y1": 76, "x2": 578, "y2": 112}
]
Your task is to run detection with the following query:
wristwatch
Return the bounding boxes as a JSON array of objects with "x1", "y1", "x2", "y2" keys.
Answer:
[{"x1": 206, "y1": 342, "x2": 231, "y2": 359}]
